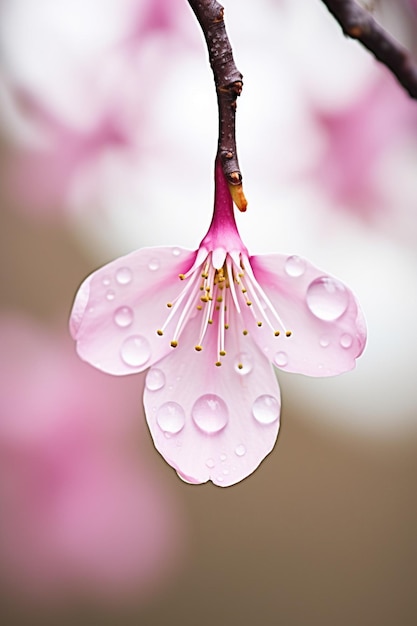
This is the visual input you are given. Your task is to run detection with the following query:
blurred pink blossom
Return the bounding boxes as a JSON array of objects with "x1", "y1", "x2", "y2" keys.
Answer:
[
  {"x1": 312, "y1": 72, "x2": 417, "y2": 219},
  {"x1": 0, "y1": 315, "x2": 184, "y2": 604},
  {"x1": 0, "y1": 0, "x2": 194, "y2": 218}
]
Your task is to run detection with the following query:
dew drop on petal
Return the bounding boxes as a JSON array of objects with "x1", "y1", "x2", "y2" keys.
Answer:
[
  {"x1": 306, "y1": 277, "x2": 349, "y2": 321},
  {"x1": 252, "y1": 395, "x2": 280, "y2": 425},
  {"x1": 148, "y1": 258, "x2": 160, "y2": 271},
  {"x1": 234, "y1": 352, "x2": 253, "y2": 375},
  {"x1": 220, "y1": 453, "x2": 227, "y2": 462},
  {"x1": 235, "y1": 444, "x2": 246, "y2": 457},
  {"x1": 206, "y1": 458, "x2": 215, "y2": 469},
  {"x1": 319, "y1": 335, "x2": 330, "y2": 348},
  {"x1": 120, "y1": 335, "x2": 151, "y2": 367},
  {"x1": 340, "y1": 333, "x2": 353, "y2": 349},
  {"x1": 172, "y1": 248, "x2": 181, "y2": 257},
  {"x1": 106, "y1": 290, "x2": 116, "y2": 301},
  {"x1": 285, "y1": 255, "x2": 306, "y2": 277},
  {"x1": 274, "y1": 351, "x2": 288, "y2": 367},
  {"x1": 146, "y1": 368, "x2": 166, "y2": 391},
  {"x1": 156, "y1": 402, "x2": 185, "y2": 434},
  {"x1": 114, "y1": 306, "x2": 134, "y2": 328},
  {"x1": 102, "y1": 277, "x2": 111, "y2": 287},
  {"x1": 116, "y1": 267, "x2": 133, "y2": 285},
  {"x1": 192, "y1": 394, "x2": 229, "y2": 434}
]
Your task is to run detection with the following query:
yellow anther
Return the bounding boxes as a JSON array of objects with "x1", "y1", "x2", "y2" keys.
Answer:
[
  {"x1": 217, "y1": 296, "x2": 223, "y2": 303},
  {"x1": 157, "y1": 330, "x2": 163, "y2": 336},
  {"x1": 239, "y1": 273, "x2": 244, "y2": 278},
  {"x1": 215, "y1": 361, "x2": 222, "y2": 367},
  {"x1": 200, "y1": 295, "x2": 209, "y2": 303},
  {"x1": 205, "y1": 286, "x2": 211, "y2": 292},
  {"x1": 208, "y1": 319, "x2": 213, "y2": 324},
  {"x1": 274, "y1": 331, "x2": 280, "y2": 336},
  {"x1": 197, "y1": 305, "x2": 202, "y2": 311},
  {"x1": 195, "y1": 345, "x2": 203, "y2": 352},
  {"x1": 219, "y1": 350, "x2": 226, "y2": 357},
  {"x1": 238, "y1": 363, "x2": 243, "y2": 370},
  {"x1": 243, "y1": 330, "x2": 248, "y2": 336},
  {"x1": 170, "y1": 340, "x2": 178, "y2": 348},
  {"x1": 242, "y1": 288, "x2": 247, "y2": 294},
  {"x1": 201, "y1": 272, "x2": 208, "y2": 279},
  {"x1": 166, "y1": 303, "x2": 172, "y2": 308},
  {"x1": 257, "y1": 321, "x2": 262, "y2": 327},
  {"x1": 246, "y1": 301, "x2": 252, "y2": 306},
  {"x1": 224, "y1": 324, "x2": 229, "y2": 330},
  {"x1": 286, "y1": 330, "x2": 292, "y2": 337},
  {"x1": 179, "y1": 274, "x2": 185, "y2": 280}
]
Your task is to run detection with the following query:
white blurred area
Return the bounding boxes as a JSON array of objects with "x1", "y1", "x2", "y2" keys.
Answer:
[{"x1": 1, "y1": 0, "x2": 416, "y2": 443}]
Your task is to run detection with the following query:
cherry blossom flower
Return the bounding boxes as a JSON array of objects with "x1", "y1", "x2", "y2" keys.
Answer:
[{"x1": 70, "y1": 161, "x2": 366, "y2": 487}]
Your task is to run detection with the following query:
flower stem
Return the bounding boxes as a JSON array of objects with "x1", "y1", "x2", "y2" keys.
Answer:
[
  {"x1": 187, "y1": 0, "x2": 247, "y2": 211},
  {"x1": 321, "y1": 0, "x2": 417, "y2": 99}
]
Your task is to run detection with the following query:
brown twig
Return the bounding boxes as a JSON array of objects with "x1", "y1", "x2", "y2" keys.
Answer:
[
  {"x1": 321, "y1": 0, "x2": 417, "y2": 99},
  {"x1": 187, "y1": 0, "x2": 247, "y2": 210}
]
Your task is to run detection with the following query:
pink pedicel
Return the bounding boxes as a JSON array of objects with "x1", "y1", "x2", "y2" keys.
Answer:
[{"x1": 70, "y1": 161, "x2": 366, "y2": 486}]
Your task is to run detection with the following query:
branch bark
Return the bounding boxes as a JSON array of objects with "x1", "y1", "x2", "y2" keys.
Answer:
[
  {"x1": 321, "y1": 0, "x2": 417, "y2": 99},
  {"x1": 187, "y1": 0, "x2": 247, "y2": 210}
]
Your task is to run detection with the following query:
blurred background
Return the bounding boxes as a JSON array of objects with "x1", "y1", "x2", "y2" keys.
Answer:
[{"x1": 0, "y1": 0, "x2": 416, "y2": 624}]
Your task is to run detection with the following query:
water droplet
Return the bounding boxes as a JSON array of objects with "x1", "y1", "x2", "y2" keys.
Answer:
[
  {"x1": 192, "y1": 394, "x2": 229, "y2": 434},
  {"x1": 206, "y1": 458, "x2": 215, "y2": 469},
  {"x1": 114, "y1": 306, "x2": 134, "y2": 328},
  {"x1": 156, "y1": 402, "x2": 185, "y2": 434},
  {"x1": 102, "y1": 277, "x2": 111, "y2": 287},
  {"x1": 222, "y1": 467, "x2": 230, "y2": 476},
  {"x1": 234, "y1": 352, "x2": 253, "y2": 375},
  {"x1": 235, "y1": 444, "x2": 246, "y2": 457},
  {"x1": 252, "y1": 395, "x2": 280, "y2": 425},
  {"x1": 88, "y1": 306, "x2": 95, "y2": 314},
  {"x1": 285, "y1": 255, "x2": 306, "y2": 277},
  {"x1": 274, "y1": 351, "x2": 288, "y2": 367},
  {"x1": 172, "y1": 248, "x2": 181, "y2": 257},
  {"x1": 116, "y1": 267, "x2": 133, "y2": 285},
  {"x1": 319, "y1": 335, "x2": 330, "y2": 348},
  {"x1": 340, "y1": 333, "x2": 353, "y2": 349},
  {"x1": 120, "y1": 335, "x2": 151, "y2": 367},
  {"x1": 146, "y1": 368, "x2": 166, "y2": 391},
  {"x1": 220, "y1": 453, "x2": 227, "y2": 462},
  {"x1": 148, "y1": 258, "x2": 160, "y2": 271},
  {"x1": 306, "y1": 277, "x2": 349, "y2": 321},
  {"x1": 106, "y1": 290, "x2": 115, "y2": 301}
]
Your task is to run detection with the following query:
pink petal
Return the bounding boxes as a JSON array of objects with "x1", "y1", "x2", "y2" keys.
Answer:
[
  {"x1": 70, "y1": 246, "x2": 197, "y2": 375},
  {"x1": 143, "y1": 315, "x2": 280, "y2": 487},
  {"x1": 246, "y1": 253, "x2": 366, "y2": 377}
]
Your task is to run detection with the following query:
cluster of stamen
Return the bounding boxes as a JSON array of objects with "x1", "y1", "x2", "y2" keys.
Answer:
[{"x1": 156, "y1": 253, "x2": 292, "y2": 366}]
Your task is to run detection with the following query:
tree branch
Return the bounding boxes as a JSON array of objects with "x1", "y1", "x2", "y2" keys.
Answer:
[
  {"x1": 187, "y1": 0, "x2": 247, "y2": 210},
  {"x1": 321, "y1": 0, "x2": 417, "y2": 99}
]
